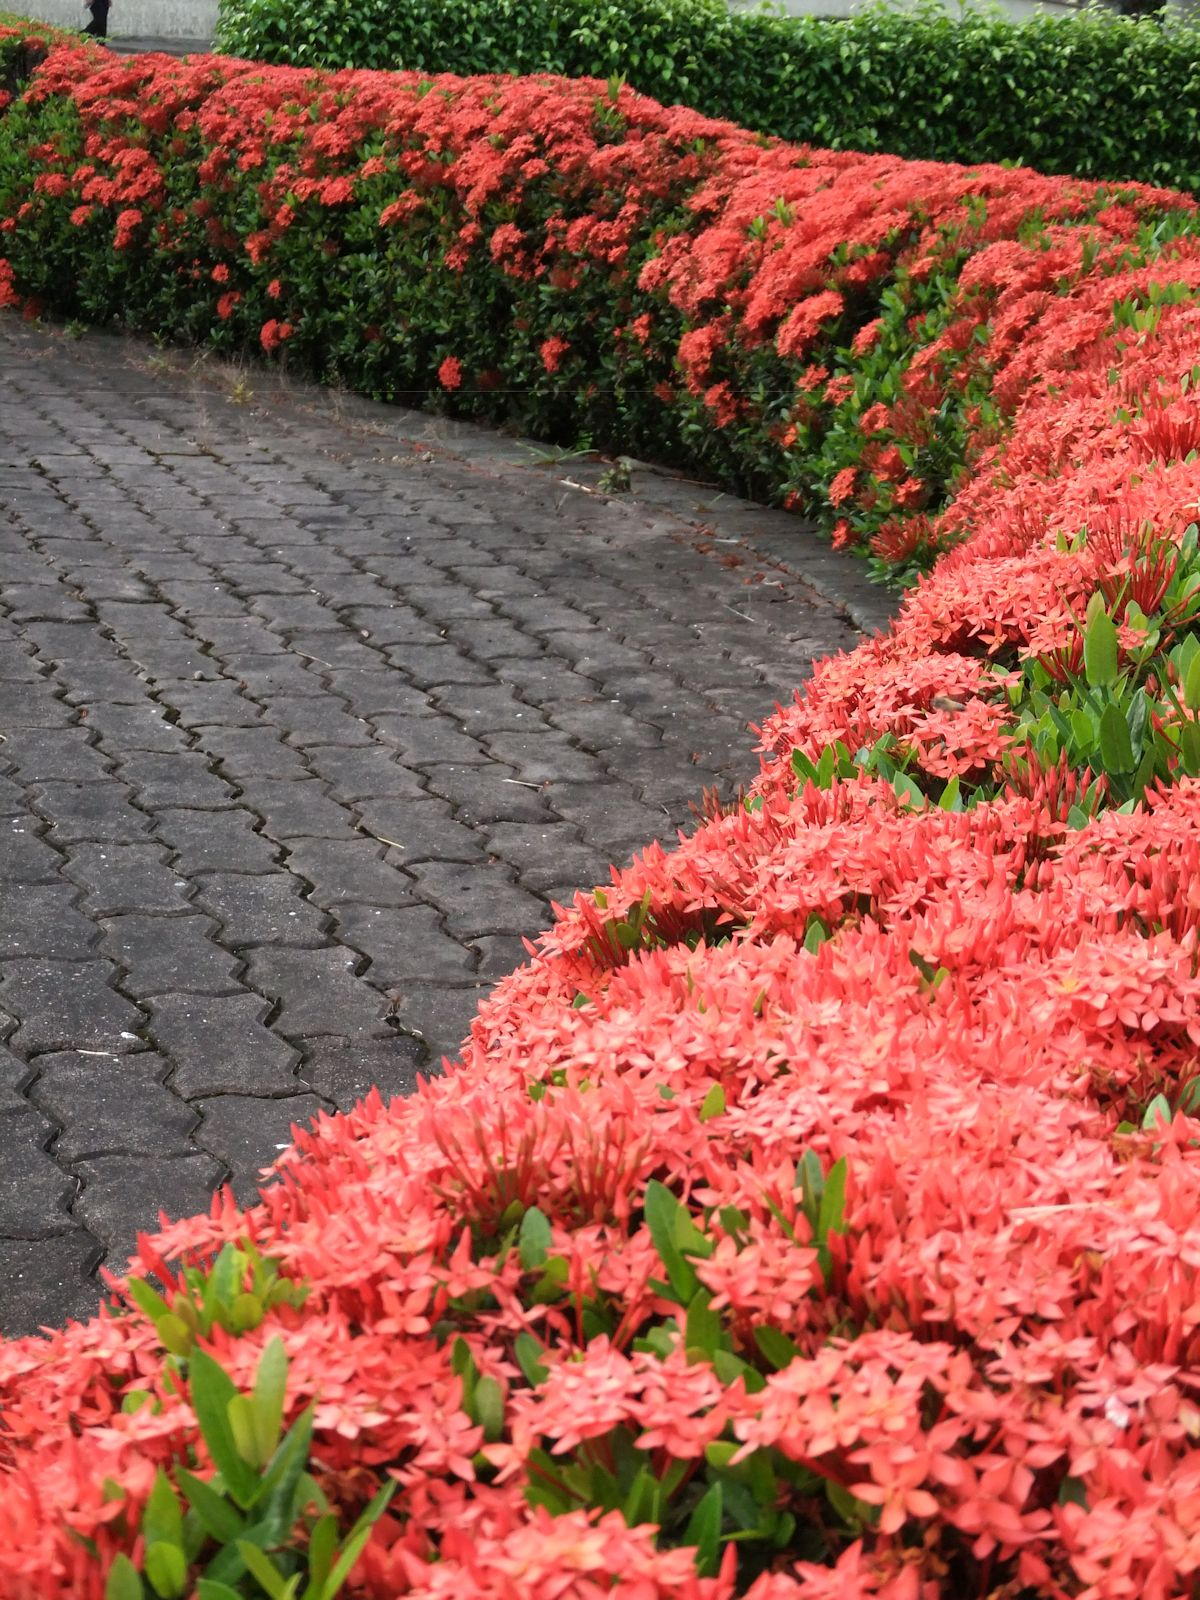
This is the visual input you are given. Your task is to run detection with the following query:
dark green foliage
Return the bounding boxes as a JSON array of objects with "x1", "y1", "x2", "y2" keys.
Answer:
[{"x1": 213, "y1": 0, "x2": 1200, "y2": 193}]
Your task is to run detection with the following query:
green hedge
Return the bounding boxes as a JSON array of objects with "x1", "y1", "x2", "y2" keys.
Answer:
[{"x1": 212, "y1": 0, "x2": 1200, "y2": 192}]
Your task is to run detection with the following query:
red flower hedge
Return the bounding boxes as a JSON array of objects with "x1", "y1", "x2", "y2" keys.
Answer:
[
  {"x1": 0, "y1": 29, "x2": 1194, "y2": 573},
  {"x1": 4, "y1": 25, "x2": 1200, "y2": 1600}
]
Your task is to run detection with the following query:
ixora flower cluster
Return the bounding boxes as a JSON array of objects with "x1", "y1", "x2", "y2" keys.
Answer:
[{"x1": 5, "y1": 24, "x2": 1200, "y2": 1600}]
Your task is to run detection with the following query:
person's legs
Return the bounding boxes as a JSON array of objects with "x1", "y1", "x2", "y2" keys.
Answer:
[{"x1": 83, "y1": 0, "x2": 110, "y2": 35}]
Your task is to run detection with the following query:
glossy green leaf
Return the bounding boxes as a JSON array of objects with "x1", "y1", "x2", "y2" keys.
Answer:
[
  {"x1": 105, "y1": 1555, "x2": 145, "y2": 1600},
  {"x1": 683, "y1": 1481, "x2": 723, "y2": 1576},
  {"x1": 514, "y1": 1331, "x2": 549, "y2": 1386},
  {"x1": 143, "y1": 1542, "x2": 188, "y2": 1600},
  {"x1": 1097, "y1": 700, "x2": 1134, "y2": 773},
  {"x1": 518, "y1": 1206, "x2": 552, "y2": 1269},
  {"x1": 187, "y1": 1349, "x2": 261, "y2": 1508},
  {"x1": 176, "y1": 1470, "x2": 245, "y2": 1544},
  {"x1": 684, "y1": 1287, "x2": 722, "y2": 1356},
  {"x1": 1084, "y1": 607, "x2": 1119, "y2": 689},
  {"x1": 698, "y1": 1083, "x2": 725, "y2": 1122},
  {"x1": 753, "y1": 1324, "x2": 799, "y2": 1370}
]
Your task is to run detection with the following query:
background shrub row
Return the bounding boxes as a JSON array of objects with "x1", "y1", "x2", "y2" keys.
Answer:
[
  {"x1": 1, "y1": 31, "x2": 1195, "y2": 581},
  {"x1": 212, "y1": 0, "x2": 1200, "y2": 193}
]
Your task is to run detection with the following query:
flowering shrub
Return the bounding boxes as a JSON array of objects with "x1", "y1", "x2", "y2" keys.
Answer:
[
  {"x1": 0, "y1": 28, "x2": 1196, "y2": 571},
  {"x1": 6, "y1": 22, "x2": 1200, "y2": 1600},
  {"x1": 212, "y1": 0, "x2": 1200, "y2": 196}
]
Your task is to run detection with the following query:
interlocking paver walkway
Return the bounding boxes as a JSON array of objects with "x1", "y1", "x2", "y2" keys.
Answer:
[{"x1": 0, "y1": 319, "x2": 884, "y2": 1336}]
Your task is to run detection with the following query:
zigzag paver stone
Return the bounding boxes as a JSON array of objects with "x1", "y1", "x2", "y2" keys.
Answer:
[{"x1": 0, "y1": 318, "x2": 877, "y2": 1336}]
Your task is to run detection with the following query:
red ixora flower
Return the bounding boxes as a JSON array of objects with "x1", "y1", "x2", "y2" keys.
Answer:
[
  {"x1": 437, "y1": 355, "x2": 464, "y2": 390},
  {"x1": 540, "y1": 335, "x2": 570, "y2": 373},
  {"x1": 259, "y1": 318, "x2": 294, "y2": 351},
  {"x1": 112, "y1": 207, "x2": 143, "y2": 250}
]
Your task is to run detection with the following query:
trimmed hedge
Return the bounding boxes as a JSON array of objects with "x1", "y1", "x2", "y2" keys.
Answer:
[
  {"x1": 7, "y1": 26, "x2": 1200, "y2": 1600},
  {"x1": 1, "y1": 31, "x2": 1196, "y2": 577},
  {"x1": 212, "y1": 0, "x2": 1200, "y2": 193}
]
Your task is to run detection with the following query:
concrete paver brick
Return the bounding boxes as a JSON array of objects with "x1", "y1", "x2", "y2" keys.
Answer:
[
  {"x1": 353, "y1": 798, "x2": 486, "y2": 865},
  {"x1": 407, "y1": 859, "x2": 547, "y2": 938},
  {"x1": 0, "y1": 884, "x2": 99, "y2": 960},
  {"x1": 193, "y1": 1093, "x2": 327, "y2": 1203},
  {"x1": 0, "y1": 318, "x2": 867, "y2": 1333},
  {"x1": 300, "y1": 1036, "x2": 424, "y2": 1112},
  {"x1": 332, "y1": 903, "x2": 475, "y2": 985},
  {"x1": 0, "y1": 822, "x2": 69, "y2": 883},
  {"x1": 100, "y1": 913, "x2": 243, "y2": 998},
  {"x1": 0, "y1": 1111, "x2": 78, "y2": 1234},
  {"x1": 241, "y1": 946, "x2": 388, "y2": 1038},
  {"x1": 192, "y1": 871, "x2": 330, "y2": 949},
  {"x1": 281, "y1": 839, "x2": 417, "y2": 909},
  {"x1": 30, "y1": 1052, "x2": 198, "y2": 1159},
  {"x1": 231, "y1": 778, "x2": 362, "y2": 840},
  {"x1": 0, "y1": 1231, "x2": 102, "y2": 1338},
  {"x1": 65, "y1": 843, "x2": 193, "y2": 917},
  {"x1": 1, "y1": 959, "x2": 147, "y2": 1056},
  {"x1": 147, "y1": 992, "x2": 304, "y2": 1098},
  {"x1": 72, "y1": 1153, "x2": 228, "y2": 1273}
]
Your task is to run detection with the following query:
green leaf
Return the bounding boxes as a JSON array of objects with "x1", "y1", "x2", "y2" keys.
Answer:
[
  {"x1": 684, "y1": 1288, "x2": 722, "y2": 1357},
  {"x1": 319, "y1": 1481, "x2": 396, "y2": 1600},
  {"x1": 796, "y1": 1148, "x2": 824, "y2": 1220},
  {"x1": 891, "y1": 771, "x2": 925, "y2": 810},
  {"x1": 1142, "y1": 1092, "x2": 1172, "y2": 1131},
  {"x1": 1184, "y1": 650, "x2": 1200, "y2": 711},
  {"x1": 176, "y1": 1470, "x2": 245, "y2": 1544},
  {"x1": 825, "y1": 1478, "x2": 878, "y2": 1529},
  {"x1": 698, "y1": 1084, "x2": 725, "y2": 1122},
  {"x1": 252, "y1": 1407, "x2": 316, "y2": 1543},
  {"x1": 1057, "y1": 1476, "x2": 1089, "y2": 1510},
  {"x1": 143, "y1": 1471, "x2": 184, "y2": 1552},
  {"x1": 206, "y1": 1243, "x2": 242, "y2": 1320},
  {"x1": 683, "y1": 1481, "x2": 723, "y2": 1576},
  {"x1": 643, "y1": 1181, "x2": 700, "y2": 1304},
  {"x1": 105, "y1": 1555, "x2": 145, "y2": 1600},
  {"x1": 157, "y1": 1314, "x2": 194, "y2": 1359},
  {"x1": 514, "y1": 1332, "x2": 549, "y2": 1387},
  {"x1": 234, "y1": 1541, "x2": 292, "y2": 1600},
  {"x1": 196, "y1": 1584, "x2": 243, "y2": 1600},
  {"x1": 817, "y1": 1156, "x2": 848, "y2": 1242},
  {"x1": 937, "y1": 773, "x2": 962, "y2": 811},
  {"x1": 228, "y1": 1394, "x2": 262, "y2": 1469},
  {"x1": 471, "y1": 1375, "x2": 505, "y2": 1441},
  {"x1": 1180, "y1": 719, "x2": 1200, "y2": 776},
  {"x1": 1098, "y1": 700, "x2": 1135, "y2": 773},
  {"x1": 1083, "y1": 606, "x2": 1119, "y2": 689},
  {"x1": 187, "y1": 1349, "x2": 262, "y2": 1508},
  {"x1": 529, "y1": 1254, "x2": 570, "y2": 1304},
  {"x1": 518, "y1": 1206, "x2": 552, "y2": 1270},
  {"x1": 251, "y1": 1337, "x2": 289, "y2": 1466},
  {"x1": 307, "y1": 1514, "x2": 339, "y2": 1595},
  {"x1": 143, "y1": 1543, "x2": 188, "y2": 1600},
  {"x1": 753, "y1": 1325, "x2": 799, "y2": 1371},
  {"x1": 125, "y1": 1277, "x2": 172, "y2": 1326}
]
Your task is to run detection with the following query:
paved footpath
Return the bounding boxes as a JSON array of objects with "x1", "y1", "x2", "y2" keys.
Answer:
[{"x1": 0, "y1": 319, "x2": 884, "y2": 1337}]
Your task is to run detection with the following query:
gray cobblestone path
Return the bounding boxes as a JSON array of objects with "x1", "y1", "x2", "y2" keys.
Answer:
[{"x1": 0, "y1": 320, "x2": 877, "y2": 1336}]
